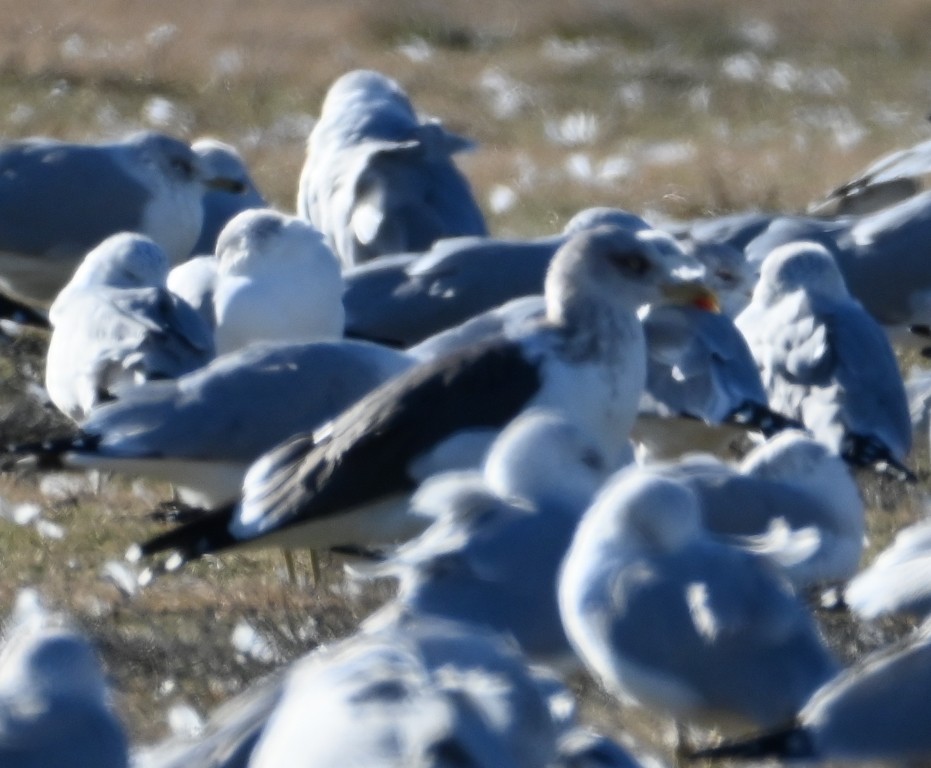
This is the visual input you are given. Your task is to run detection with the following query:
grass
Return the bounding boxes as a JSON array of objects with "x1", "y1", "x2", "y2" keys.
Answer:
[{"x1": 0, "y1": 0, "x2": 930, "y2": 763}]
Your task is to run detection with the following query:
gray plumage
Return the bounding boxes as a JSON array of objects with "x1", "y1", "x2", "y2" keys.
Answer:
[
  {"x1": 45, "y1": 233, "x2": 214, "y2": 421},
  {"x1": 297, "y1": 69, "x2": 487, "y2": 268},
  {"x1": 0, "y1": 131, "x2": 238, "y2": 306},
  {"x1": 0, "y1": 599, "x2": 128, "y2": 768},
  {"x1": 371, "y1": 410, "x2": 616, "y2": 664},
  {"x1": 559, "y1": 468, "x2": 839, "y2": 732},
  {"x1": 690, "y1": 618, "x2": 931, "y2": 763},
  {"x1": 343, "y1": 207, "x2": 654, "y2": 347},
  {"x1": 736, "y1": 241, "x2": 912, "y2": 475},
  {"x1": 33, "y1": 340, "x2": 413, "y2": 508}
]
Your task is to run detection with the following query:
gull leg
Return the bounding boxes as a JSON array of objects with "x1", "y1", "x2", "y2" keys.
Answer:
[{"x1": 283, "y1": 550, "x2": 298, "y2": 585}]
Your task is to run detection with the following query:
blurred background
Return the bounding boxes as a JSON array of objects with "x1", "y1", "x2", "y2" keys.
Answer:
[
  {"x1": 1, "y1": 0, "x2": 929, "y2": 231},
  {"x1": 0, "y1": 0, "x2": 929, "y2": 759}
]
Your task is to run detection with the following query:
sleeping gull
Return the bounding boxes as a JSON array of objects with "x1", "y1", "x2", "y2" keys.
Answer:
[
  {"x1": 368, "y1": 409, "x2": 618, "y2": 665},
  {"x1": 44, "y1": 232, "x2": 214, "y2": 421},
  {"x1": 0, "y1": 131, "x2": 241, "y2": 307},
  {"x1": 297, "y1": 69, "x2": 487, "y2": 268},
  {"x1": 252, "y1": 616, "x2": 558, "y2": 768},
  {"x1": 735, "y1": 240, "x2": 914, "y2": 479},
  {"x1": 690, "y1": 617, "x2": 931, "y2": 764},
  {"x1": 212, "y1": 209, "x2": 344, "y2": 355},
  {"x1": 18, "y1": 340, "x2": 414, "y2": 509},
  {"x1": 558, "y1": 468, "x2": 839, "y2": 733},
  {"x1": 190, "y1": 138, "x2": 267, "y2": 256},
  {"x1": 647, "y1": 429, "x2": 865, "y2": 590},
  {"x1": 132, "y1": 224, "x2": 715, "y2": 571},
  {"x1": 0, "y1": 593, "x2": 128, "y2": 768},
  {"x1": 137, "y1": 616, "x2": 558, "y2": 768}
]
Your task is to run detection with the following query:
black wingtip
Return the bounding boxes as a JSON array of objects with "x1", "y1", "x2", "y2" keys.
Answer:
[
  {"x1": 329, "y1": 544, "x2": 388, "y2": 561},
  {"x1": 727, "y1": 402, "x2": 805, "y2": 438},
  {"x1": 840, "y1": 433, "x2": 917, "y2": 484},
  {"x1": 0, "y1": 293, "x2": 50, "y2": 330},
  {"x1": 1, "y1": 433, "x2": 99, "y2": 472},
  {"x1": 687, "y1": 726, "x2": 815, "y2": 762},
  {"x1": 132, "y1": 505, "x2": 237, "y2": 566},
  {"x1": 342, "y1": 326, "x2": 407, "y2": 349}
]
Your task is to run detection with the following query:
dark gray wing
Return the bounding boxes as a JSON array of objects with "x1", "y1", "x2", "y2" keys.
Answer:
[{"x1": 233, "y1": 337, "x2": 542, "y2": 540}]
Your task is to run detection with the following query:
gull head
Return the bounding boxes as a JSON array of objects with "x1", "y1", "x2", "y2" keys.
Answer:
[
  {"x1": 215, "y1": 208, "x2": 335, "y2": 276},
  {"x1": 131, "y1": 131, "x2": 245, "y2": 194},
  {"x1": 544, "y1": 225, "x2": 717, "y2": 326},
  {"x1": 587, "y1": 469, "x2": 703, "y2": 555},
  {"x1": 756, "y1": 241, "x2": 849, "y2": 304}
]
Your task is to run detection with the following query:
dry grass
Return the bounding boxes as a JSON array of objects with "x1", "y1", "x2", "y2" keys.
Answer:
[{"x1": 0, "y1": 1, "x2": 929, "y2": 764}]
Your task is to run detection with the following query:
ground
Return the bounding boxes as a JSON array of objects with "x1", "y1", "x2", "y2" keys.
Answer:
[{"x1": 0, "y1": 2, "x2": 930, "y2": 765}]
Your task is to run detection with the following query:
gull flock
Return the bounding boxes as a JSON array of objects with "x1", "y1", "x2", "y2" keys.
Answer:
[{"x1": 3, "y1": 67, "x2": 931, "y2": 766}]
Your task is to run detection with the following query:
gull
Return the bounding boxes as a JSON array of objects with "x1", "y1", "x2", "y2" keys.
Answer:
[
  {"x1": 558, "y1": 468, "x2": 840, "y2": 733},
  {"x1": 369, "y1": 409, "x2": 618, "y2": 665},
  {"x1": 0, "y1": 592, "x2": 128, "y2": 768},
  {"x1": 297, "y1": 69, "x2": 487, "y2": 268},
  {"x1": 735, "y1": 240, "x2": 914, "y2": 479},
  {"x1": 132, "y1": 224, "x2": 715, "y2": 570},
  {"x1": 404, "y1": 279, "x2": 788, "y2": 462},
  {"x1": 833, "y1": 190, "x2": 931, "y2": 337},
  {"x1": 137, "y1": 616, "x2": 559, "y2": 768},
  {"x1": 44, "y1": 232, "x2": 214, "y2": 421},
  {"x1": 190, "y1": 138, "x2": 267, "y2": 256},
  {"x1": 250, "y1": 616, "x2": 558, "y2": 768},
  {"x1": 681, "y1": 238, "x2": 758, "y2": 318},
  {"x1": 633, "y1": 302, "x2": 800, "y2": 459},
  {"x1": 648, "y1": 430, "x2": 865, "y2": 590},
  {"x1": 810, "y1": 135, "x2": 931, "y2": 216},
  {"x1": 0, "y1": 131, "x2": 241, "y2": 307},
  {"x1": 689, "y1": 617, "x2": 931, "y2": 764},
  {"x1": 18, "y1": 340, "x2": 414, "y2": 509},
  {"x1": 211, "y1": 209, "x2": 344, "y2": 356},
  {"x1": 342, "y1": 207, "x2": 655, "y2": 347},
  {"x1": 844, "y1": 515, "x2": 931, "y2": 620}
]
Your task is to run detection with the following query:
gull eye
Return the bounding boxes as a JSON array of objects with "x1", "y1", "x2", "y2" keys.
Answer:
[
  {"x1": 169, "y1": 156, "x2": 195, "y2": 179},
  {"x1": 612, "y1": 251, "x2": 651, "y2": 277},
  {"x1": 228, "y1": 180, "x2": 247, "y2": 194},
  {"x1": 580, "y1": 447, "x2": 605, "y2": 471},
  {"x1": 714, "y1": 268, "x2": 736, "y2": 285}
]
